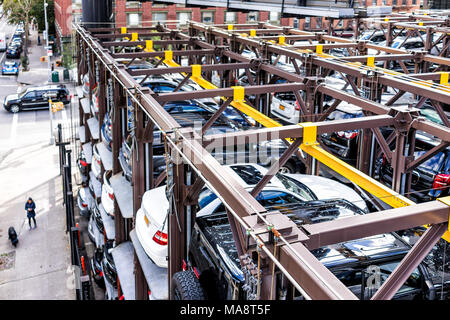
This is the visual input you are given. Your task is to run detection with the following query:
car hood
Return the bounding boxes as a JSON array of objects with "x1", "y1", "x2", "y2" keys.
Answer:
[
  {"x1": 285, "y1": 174, "x2": 368, "y2": 212},
  {"x1": 5, "y1": 94, "x2": 19, "y2": 101},
  {"x1": 141, "y1": 185, "x2": 169, "y2": 230}
]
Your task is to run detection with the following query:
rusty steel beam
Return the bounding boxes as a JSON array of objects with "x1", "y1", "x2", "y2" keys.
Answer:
[
  {"x1": 111, "y1": 49, "x2": 215, "y2": 59},
  {"x1": 156, "y1": 83, "x2": 306, "y2": 103},
  {"x1": 302, "y1": 200, "x2": 450, "y2": 250},
  {"x1": 102, "y1": 40, "x2": 191, "y2": 47},
  {"x1": 278, "y1": 243, "x2": 358, "y2": 300},
  {"x1": 204, "y1": 115, "x2": 395, "y2": 147},
  {"x1": 94, "y1": 32, "x2": 172, "y2": 39},
  {"x1": 129, "y1": 63, "x2": 252, "y2": 77}
]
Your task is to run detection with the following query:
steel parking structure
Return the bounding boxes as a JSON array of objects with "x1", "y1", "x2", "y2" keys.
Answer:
[{"x1": 73, "y1": 16, "x2": 450, "y2": 300}]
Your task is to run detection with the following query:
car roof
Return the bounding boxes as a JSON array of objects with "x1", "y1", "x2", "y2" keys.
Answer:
[{"x1": 25, "y1": 85, "x2": 66, "y2": 91}]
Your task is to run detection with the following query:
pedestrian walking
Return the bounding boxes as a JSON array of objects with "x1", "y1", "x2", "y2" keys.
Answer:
[
  {"x1": 37, "y1": 35, "x2": 41, "y2": 45},
  {"x1": 25, "y1": 197, "x2": 37, "y2": 230}
]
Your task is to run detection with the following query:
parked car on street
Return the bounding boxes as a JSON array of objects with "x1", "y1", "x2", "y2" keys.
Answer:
[
  {"x1": 2, "y1": 60, "x2": 19, "y2": 75},
  {"x1": 6, "y1": 45, "x2": 20, "y2": 58},
  {"x1": 3, "y1": 84, "x2": 70, "y2": 113},
  {"x1": 135, "y1": 163, "x2": 368, "y2": 269}
]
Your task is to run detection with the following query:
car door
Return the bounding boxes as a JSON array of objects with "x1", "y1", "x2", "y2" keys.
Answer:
[
  {"x1": 36, "y1": 90, "x2": 50, "y2": 107},
  {"x1": 20, "y1": 91, "x2": 38, "y2": 109}
]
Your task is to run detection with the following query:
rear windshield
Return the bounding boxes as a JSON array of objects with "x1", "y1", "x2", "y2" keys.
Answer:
[{"x1": 327, "y1": 109, "x2": 363, "y2": 121}]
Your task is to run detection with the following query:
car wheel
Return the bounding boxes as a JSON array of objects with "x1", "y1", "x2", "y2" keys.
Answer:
[
  {"x1": 171, "y1": 271, "x2": 205, "y2": 300},
  {"x1": 279, "y1": 161, "x2": 296, "y2": 174},
  {"x1": 9, "y1": 104, "x2": 20, "y2": 113}
]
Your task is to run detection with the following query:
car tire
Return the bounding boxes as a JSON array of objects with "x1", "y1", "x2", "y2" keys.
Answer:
[
  {"x1": 171, "y1": 271, "x2": 205, "y2": 300},
  {"x1": 9, "y1": 104, "x2": 20, "y2": 113},
  {"x1": 280, "y1": 161, "x2": 296, "y2": 174}
]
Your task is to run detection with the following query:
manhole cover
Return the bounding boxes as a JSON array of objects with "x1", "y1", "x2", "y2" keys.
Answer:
[{"x1": 0, "y1": 251, "x2": 16, "y2": 271}]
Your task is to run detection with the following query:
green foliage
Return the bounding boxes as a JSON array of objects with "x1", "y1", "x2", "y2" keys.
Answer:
[{"x1": 30, "y1": 0, "x2": 55, "y2": 34}]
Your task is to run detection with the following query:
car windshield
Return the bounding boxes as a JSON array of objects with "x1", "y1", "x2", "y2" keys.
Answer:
[
  {"x1": 275, "y1": 174, "x2": 317, "y2": 201},
  {"x1": 4, "y1": 61, "x2": 14, "y2": 66},
  {"x1": 392, "y1": 41, "x2": 401, "y2": 49},
  {"x1": 415, "y1": 151, "x2": 445, "y2": 172}
]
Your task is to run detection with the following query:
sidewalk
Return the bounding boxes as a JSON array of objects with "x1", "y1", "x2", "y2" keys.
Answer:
[
  {"x1": 0, "y1": 143, "x2": 74, "y2": 300},
  {"x1": 17, "y1": 28, "x2": 69, "y2": 86}
]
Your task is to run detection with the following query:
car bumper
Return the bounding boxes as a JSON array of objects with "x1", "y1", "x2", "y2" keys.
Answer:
[
  {"x1": 2, "y1": 70, "x2": 18, "y2": 74},
  {"x1": 101, "y1": 187, "x2": 115, "y2": 217},
  {"x1": 77, "y1": 192, "x2": 91, "y2": 217},
  {"x1": 135, "y1": 208, "x2": 168, "y2": 268},
  {"x1": 270, "y1": 106, "x2": 299, "y2": 125},
  {"x1": 118, "y1": 151, "x2": 132, "y2": 182}
]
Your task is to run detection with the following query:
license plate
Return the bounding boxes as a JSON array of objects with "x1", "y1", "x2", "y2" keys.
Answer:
[
  {"x1": 144, "y1": 215, "x2": 149, "y2": 227},
  {"x1": 279, "y1": 105, "x2": 285, "y2": 111}
]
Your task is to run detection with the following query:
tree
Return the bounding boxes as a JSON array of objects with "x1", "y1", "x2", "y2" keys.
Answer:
[
  {"x1": 2, "y1": 0, "x2": 34, "y2": 62},
  {"x1": 30, "y1": 0, "x2": 55, "y2": 34}
]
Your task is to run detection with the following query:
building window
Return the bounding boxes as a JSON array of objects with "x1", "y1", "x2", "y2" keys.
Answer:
[
  {"x1": 304, "y1": 17, "x2": 310, "y2": 30},
  {"x1": 412, "y1": 0, "x2": 416, "y2": 4},
  {"x1": 269, "y1": 12, "x2": 280, "y2": 24},
  {"x1": 392, "y1": 0, "x2": 397, "y2": 5},
  {"x1": 126, "y1": 1, "x2": 141, "y2": 9},
  {"x1": 337, "y1": 19, "x2": 344, "y2": 28},
  {"x1": 293, "y1": 18, "x2": 299, "y2": 29},
  {"x1": 316, "y1": 17, "x2": 322, "y2": 29},
  {"x1": 201, "y1": 11, "x2": 215, "y2": 24},
  {"x1": 127, "y1": 13, "x2": 142, "y2": 27},
  {"x1": 225, "y1": 12, "x2": 237, "y2": 23},
  {"x1": 177, "y1": 12, "x2": 191, "y2": 26},
  {"x1": 402, "y1": 0, "x2": 406, "y2": 4},
  {"x1": 152, "y1": 12, "x2": 168, "y2": 24},
  {"x1": 247, "y1": 11, "x2": 259, "y2": 22}
]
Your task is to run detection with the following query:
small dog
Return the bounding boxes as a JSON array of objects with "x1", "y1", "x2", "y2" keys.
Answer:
[{"x1": 8, "y1": 227, "x2": 18, "y2": 247}]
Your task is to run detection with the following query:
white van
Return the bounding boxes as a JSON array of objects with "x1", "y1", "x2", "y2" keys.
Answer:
[{"x1": 0, "y1": 33, "x2": 6, "y2": 51}]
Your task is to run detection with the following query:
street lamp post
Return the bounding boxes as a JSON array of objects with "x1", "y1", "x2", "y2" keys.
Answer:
[
  {"x1": 44, "y1": 0, "x2": 51, "y2": 83},
  {"x1": 44, "y1": 0, "x2": 54, "y2": 144}
]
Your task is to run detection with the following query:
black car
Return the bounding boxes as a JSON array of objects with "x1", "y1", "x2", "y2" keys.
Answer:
[
  {"x1": 102, "y1": 240, "x2": 117, "y2": 288},
  {"x1": 6, "y1": 45, "x2": 20, "y2": 59},
  {"x1": 172, "y1": 197, "x2": 450, "y2": 300},
  {"x1": 3, "y1": 85, "x2": 70, "y2": 113},
  {"x1": 378, "y1": 134, "x2": 450, "y2": 202},
  {"x1": 90, "y1": 246, "x2": 106, "y2": 289}
]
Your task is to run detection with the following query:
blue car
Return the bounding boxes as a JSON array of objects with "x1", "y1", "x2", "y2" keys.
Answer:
[{"x1": 2, "y1": 60, "x2": 19, "y2": 75}]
